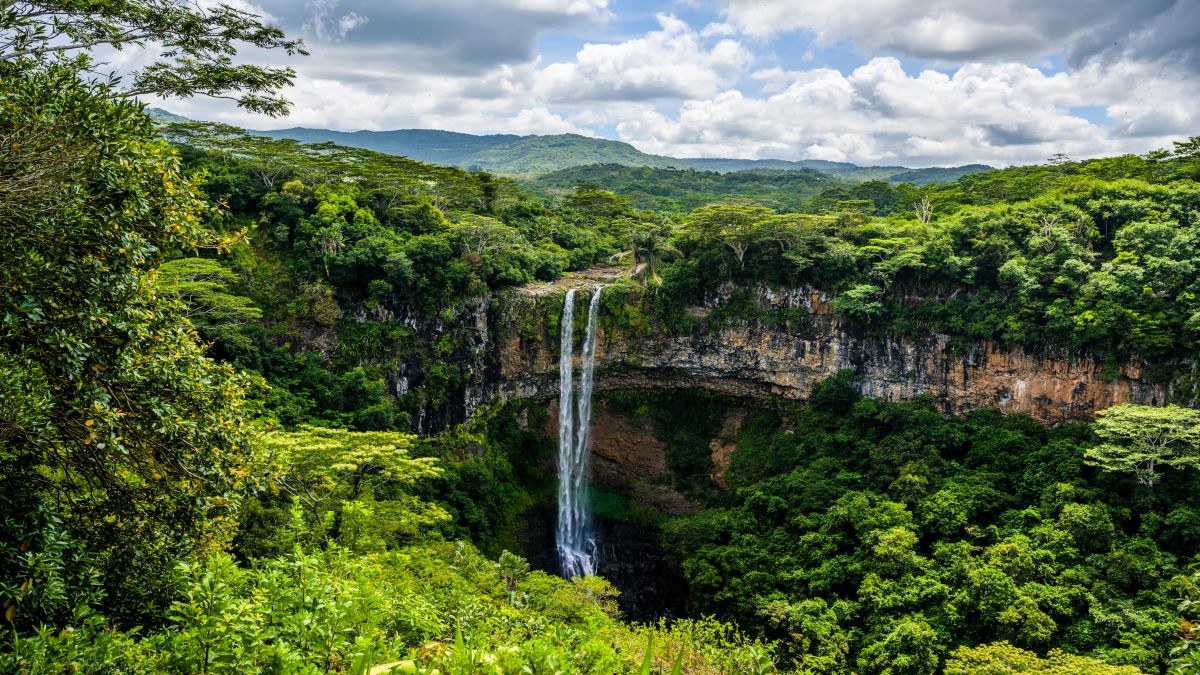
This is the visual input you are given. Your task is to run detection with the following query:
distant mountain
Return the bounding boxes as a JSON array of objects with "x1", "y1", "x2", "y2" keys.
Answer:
[
  {"x1": 468, "y1": 134, "x2": 679, "y2": 173},
  {"x1": 252, "y1": 128, "x2": 681, "y2": 174},
  {"x1": 148, "y1": 108, "x2": 992, "y2": 183},
  {"x1": 531, "y1": 163, "x2": 844, "y2": 212},
  {"x1": 253, "y1": 127, "x2": 520, "y2": 167},
  {"x1": 680, "y1": 157, "x2": 861, "y2": 173},
  {"x1": 146, "y1": 107, "x2": 192, "y2": 125},
  {"x1": 681, "y1": 159, "x2": 993, "y2": 185}
]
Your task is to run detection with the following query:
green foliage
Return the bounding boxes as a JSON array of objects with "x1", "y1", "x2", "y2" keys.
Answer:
[
  {"x1": 534, "y1": 164, "x2": 847, "y2": 212},
  {"x1": 656, "y1": 169, "x2": 1200, "y2": 367},
  {"x1": 663, "y1": 389, "x2": 1199, "y2": 673},
  {"x1": 1, "y1": 0, "x2": 305, "y2": 115},
  {"x1": 611, "y1": 219, "x2": 682, "y2": 286},
  {"x1": 0, "y1": 65, "x2": 265, "y2": 628},
  {"x1": 945, "y1": 641, "x2": 1147, "y2": 674},
  {"x1": 406, "y1": 411, "x2": 548, "y2": 556},
  {"x1": 258, "y1": 426, "x2": 448, "y2": 551},
  {"x1": 1085, "y1": 404, "x2": 1200, "y2": 489},
  {"x1": 160, "y1": 257, "x2": 263, "y2": 354},
  {"x1": 1173, "y1": 564, "x2": 1200, "y2": 674},
  {"x1": 2, "y1": 543, "x2": 771, "y2": 674}
]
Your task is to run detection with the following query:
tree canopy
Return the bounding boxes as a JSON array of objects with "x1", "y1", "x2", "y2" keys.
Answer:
[{"x1": 1, "y1": 0, "x2": 306, "y2": 114}]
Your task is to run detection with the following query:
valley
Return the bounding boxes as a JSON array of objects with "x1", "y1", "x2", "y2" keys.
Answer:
[{"x1": 5, "y1": 6, "x2": 1200, "y2": 673}]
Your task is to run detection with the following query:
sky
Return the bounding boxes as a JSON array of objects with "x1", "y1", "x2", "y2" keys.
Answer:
[{"x1": 148, "y1": 0, "x2": 1200, "y2": 167}]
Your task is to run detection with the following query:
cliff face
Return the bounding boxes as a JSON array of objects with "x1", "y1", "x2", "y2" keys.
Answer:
[
  {"x1": 463, "y1": 280, "x2": 1179, "y2": 427},
  {"x1": 541, "y1": 398, "x2": 701, "y2": 514}
]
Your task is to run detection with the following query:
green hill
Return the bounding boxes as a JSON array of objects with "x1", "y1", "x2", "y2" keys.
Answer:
[
  {"x1": 150, "y1": 108, "x2": 993, "y2": 182},
  {"x1": 530, "y1": 163, "x2": 848, "y2": 211},
  {"x1": 146, "y1": 106, "x2": 192, "y2": 124},
  {"x1": 887, "y1": 163, "x2": 995, "y2": 185},
  {"x1": 677, "y1": 157, "x2": 860, "y2": 173},
  {"x1": 470, "y1": 134, "x2": 676, "y2": 173},
  {"x1": 249, "y1": 127, "x2": 675, "y2": 173}
]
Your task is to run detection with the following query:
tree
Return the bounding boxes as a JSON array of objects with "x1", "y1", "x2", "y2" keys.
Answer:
[
  {"x1": 857, "y1": 616, "x2": 940, "y2": 675},
  {"x1": 1175, "y1": 564, "x2": 1200, "y2": 673},
  {"x1": 1170, "y1": 136, "x2": 1200, "y2": 160},
  {"x1": 0, "y1": 0, "x2": 306, "y2": 630},
  {"x1": 682, "y1": 201, "x2": 772, "y2": 268},
  {"x1": 159, "y1": 257, "x2": 263, "y2": 353},
  {"x1": 0, "y1": 67, "x2": 265, "y2": 628},
  {"x1": 496, "y1": 550, "x2": 530, "y2": 596},
  {"x1": 914, "y1": 197, "x2": 933, "y2": 225},
  {"x1": 564, "y1": 187, "x2": 631, "y2": 217},
  {"x1": 945, "y1": 641, "x2": 1146, "y2": 674},
  {"x1": 262, "y1": 426, "x2": 447, "y2": 545},
  {"x1": 609, "y1": 219, "x2": 682, "y2": 286},
  {"x1": 1085, "y1": 404, "x2": 1200, "y2": 489},
  {"x1": 454, "y1": 214, "x2": 523, "y2": 257},
  {"x1": 1, "y1": 0, "x2": 306, "y2": 115}
]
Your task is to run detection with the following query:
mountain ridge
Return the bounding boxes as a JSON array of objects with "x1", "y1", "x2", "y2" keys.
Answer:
[{"x1": 147, "y1": 107, "x2": 992, "y2": 183}]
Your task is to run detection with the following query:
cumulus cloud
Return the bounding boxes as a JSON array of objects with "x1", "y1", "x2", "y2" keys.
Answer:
[
  {"x1": 506, "y1": 107, "x2": 590, "y2": 135},
  {"x1": 147, "y1": 1, "x2": 1198, "y2": 167},
  {"x1": 715, "y1": 0, "x2": 1196, "y2": 69},
  {"x1": 253, "y1": 0, "x2": 611, "y2": 74},
  {"x1": 302, "y1": 0, "x2": 368, "y2": 42},
  {"x1": 537, "y1": 14, "x2": 751, "y2": 102},
  {"x1": 612, "y1": 56, "x2": 1193, "y2": 166}
]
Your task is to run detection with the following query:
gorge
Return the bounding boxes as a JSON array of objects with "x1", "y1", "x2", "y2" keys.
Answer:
[
  {"x1": 387, "y1": 272, "x2": 1186, "y2": 439},
  {"x1": 13, "y1": 3, "x2": 1200, "y2": 671}
]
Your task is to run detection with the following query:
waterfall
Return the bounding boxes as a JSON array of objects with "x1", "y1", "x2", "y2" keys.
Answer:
[{"x1": 556, "y1": 285, "x2": 602, "y2": 578}]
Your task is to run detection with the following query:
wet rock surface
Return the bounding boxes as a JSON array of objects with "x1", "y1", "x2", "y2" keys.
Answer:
[
  {"x1": 513, "y1": 501, "x2": 687, "y2": 622},
  {"x1": 593, "y1": 516, "x2": 687, "y2": 622},
  {"x1": 543, "y1": 398, "x2": 701, "y2": 514}
]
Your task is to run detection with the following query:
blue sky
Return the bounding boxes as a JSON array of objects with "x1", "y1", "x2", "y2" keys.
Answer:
[{"x1": 156, "y1": 0, "x2": 1200, "y2": 167}]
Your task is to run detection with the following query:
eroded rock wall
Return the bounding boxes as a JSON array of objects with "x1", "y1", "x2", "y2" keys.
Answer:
[{"x1": 469, "y1": 281, "x2": 1180, "y2": 426}]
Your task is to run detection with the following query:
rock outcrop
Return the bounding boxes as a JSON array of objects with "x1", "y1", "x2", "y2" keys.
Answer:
[
  {"x1": 541, "y1": 398, "x2": 702, "y2": 515},
  {"x1": 463, "y1": 279, "x2": 1180, "y2": 427}
]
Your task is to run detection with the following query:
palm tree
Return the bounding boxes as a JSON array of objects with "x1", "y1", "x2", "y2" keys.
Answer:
[{"x1": 609, "y1": 220, "x2": 682, "y2": 286}]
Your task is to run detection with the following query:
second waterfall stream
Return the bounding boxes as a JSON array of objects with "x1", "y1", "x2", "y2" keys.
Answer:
[{"x1": 556, "y1": 285, "x2": 602, "y2": 578}]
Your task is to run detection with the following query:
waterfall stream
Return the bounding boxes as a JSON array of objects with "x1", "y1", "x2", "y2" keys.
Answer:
[{"x1": 556, "y1": 285, "x2": 602, "y2": 578}]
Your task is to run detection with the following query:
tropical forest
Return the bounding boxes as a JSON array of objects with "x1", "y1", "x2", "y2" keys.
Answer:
[{"x1": 3, "y1": 2, "x2": 1200, "y2": 673}]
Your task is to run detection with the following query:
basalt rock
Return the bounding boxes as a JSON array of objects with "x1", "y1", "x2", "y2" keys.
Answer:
[
  {"x1": 460, "y1": 278, "x2": 1183, "y2": 428},
  {"x1": 382, "y1": 272, "x2": 1188, "y2": 435}
]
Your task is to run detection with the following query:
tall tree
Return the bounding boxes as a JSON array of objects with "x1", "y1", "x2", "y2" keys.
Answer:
[
  {"x1": 1, "y1": 0, "x2": 306, "y2": 115},
  {"x1": 0, "y1": 66, "x2": 267, "y2": 629},
  {"x1": 682, "y1": 200, "x2": 772, "y2": 269},
  {"x1": 1085, "y1": 404, "x2": 1200, "y2": 489},
  {"x1": 610, "y1": 219, "x2": 682, "y2": 286},
  {"x1": 0, "y1": 0, "x2": 304, "y2": 629}
]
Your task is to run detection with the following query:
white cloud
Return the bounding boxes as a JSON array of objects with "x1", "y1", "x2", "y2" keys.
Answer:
[
  {"x1": 537, "y1": 13, "x2": 751, "y2": 102},
  {"x1": 700, "y1": 22, "x2": 737, "y2": 37},
  {"x1": 147, "y1": 6, "x2": 1198, "y2": 168},
  {"x1": 506, "y1": 107, "x2": 591, "y2": 135},
  {"x1": 510, "y1": 0, "x2": 610, "y2": 15},
  {"x1": 610, "y1": 56, "x2": 1196, "y2": 166},
  {"x1": 715, "y1": 0, "x2": 1194, "y2": 69},
  {"x1": 302, "y1": 0, "x2": 369, "y2": 42}
]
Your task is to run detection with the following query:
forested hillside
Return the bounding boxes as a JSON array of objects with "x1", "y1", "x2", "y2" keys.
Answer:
[
  {"x1": 529, "y1": 164, "x2": 846, "y2": 212},
  {"x1": 232, "y1": 112, "x2": 991, "y2": 180},
  {"x1": 4, "y1": 3, "x2": 1200, "y2": 674}
]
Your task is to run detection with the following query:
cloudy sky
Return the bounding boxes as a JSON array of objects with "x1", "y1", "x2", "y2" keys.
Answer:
[{"x1": 153, "y1": 0, "x2": 1200, "y2": 167}]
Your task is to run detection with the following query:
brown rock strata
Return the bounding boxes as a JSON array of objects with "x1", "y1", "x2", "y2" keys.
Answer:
[{"x1": 475, "y1": 282, "x2": 1182, "y2": 427}]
